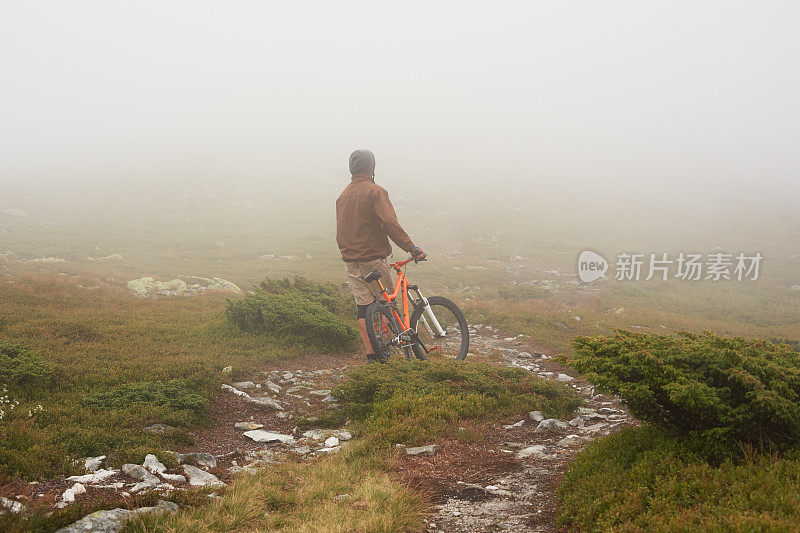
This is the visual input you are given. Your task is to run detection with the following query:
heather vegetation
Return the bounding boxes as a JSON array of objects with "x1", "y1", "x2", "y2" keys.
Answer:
[
  {"x1": 331, "y1": 360, "x2": 582, "y2": 446},
  {"x1": 556, "y1": 332, "x2": 800, "y2": 530},
  {"x1": 225, "y1": 277, "x2": 359, "y2": 351}
]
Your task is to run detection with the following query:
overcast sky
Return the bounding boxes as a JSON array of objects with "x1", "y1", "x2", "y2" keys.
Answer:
[{"x1": 1, "y1": 1, "x2": 798, "y2": 197}]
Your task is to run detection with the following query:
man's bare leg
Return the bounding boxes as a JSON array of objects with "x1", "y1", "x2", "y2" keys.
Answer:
[{"x1": 358, "y1": 318, "x2": 374, "y2": 354}]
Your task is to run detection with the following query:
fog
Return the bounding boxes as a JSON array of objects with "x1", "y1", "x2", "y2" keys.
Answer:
[{"x1": 2, "y1": 1, "x2": 798, "y2": 199}]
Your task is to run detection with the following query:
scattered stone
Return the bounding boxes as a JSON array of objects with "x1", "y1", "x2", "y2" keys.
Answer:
[
  {"x1": 484, "y1": 485, "x2": 514, "y2": 497},
  {"x1": 56, "y1": 500, "x2": 178, "y2": 533},
  {"x1": 556, "y1": 373, "x2": 574, "y2": 382},
  {"x1": 122, "y1": 464, "x2": 159, "y2": 485},
  {"x1": 569, "y1": 416, "x2": 585, "y2": 428},
  {"x1": 67, "y1": 469, "x2": 119, "y2": 484},
  {"x1": 316, "y1": 446, "x2": 342, "y2": 455},
  {"x1": 309, "y1": 389, "x2": 332, "y2": 396},
  {"x1": 84, "y1": 455, "x2": 106, "y2": 473},
  {"x1": 264, "y1": 381, "x2": 282, "y2": 393},
  {"x1": 234, "y1": 421, "x2": 263, "y2": 431},
  {"x1": 405, "y1": 444, "x2": 438, "y2": 457},
  {"x1": 528, "y1": 411, "x2": 545, "y2": 422},
  {"x1": 293, "y1": 445, "x2": 312, "y2": 455},
  {"x1": 177, "y1": 452, "x2": 217, "y2": 469},
  {"x1": 557, "y1": 434, "x2": 588, "y2": 447},
  {"x1": 534, "y1": 419, "x2": 568, "y2": 432},
  {"x1": 243, "y1": 430, "x2": 295, "y2": 444},
  {"x1": 143, "y1": 454, "x2": 167, "y2": 475},
  {"x1": 502, "y1": 420, "x2": 524, "y2": 429},
  {"x1": 160, "y1": 473, "x2": 186, "y2": 483},
  {"x1": 282, "y1": 371, "x2": 294, "y2": 381},
  {"x1": 333, "y1": 430, "x2": 352, "y2": 441},
  {"x1": 334, "y1": 493, "x2": 350, "y2": 501},
  {"x1": 517, "y1": 352, "x2": 532, "y2": 359},
  {"x1": 59, "y1": 483, "x2": 87, "y2": 506},
  {"x1": 232, "y1": 381, "x2": 257, "y2": 390},
  {"x1": 182, "y1": 465, "x2": 225, "y2": 488},
  {"x1": 248, "y1": 396, "x2": 284, "y2": 410},
  {"x1": 324, "y1": 436, "x2": 340, "y2": 447},
  {"x1": 516, "y1": 445, "x2": 547, "y2": 459},
  {"x1": 302, "y1": 429, "x2": 328, "y2": 440},
  {"x1": 0, "y1": 496, "x2": 24, "y2": 513},
  {"x1": 143, "y1": 423, "x2": 174, "y2": 435}
]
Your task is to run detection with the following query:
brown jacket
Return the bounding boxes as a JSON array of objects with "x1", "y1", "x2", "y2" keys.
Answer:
[{"x1": 336, "y1": 174, "x2": 414, "y2": 262}]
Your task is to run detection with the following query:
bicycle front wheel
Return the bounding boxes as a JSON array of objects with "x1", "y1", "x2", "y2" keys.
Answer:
[{"x1": 410, "y1": 296, "x2": 470, "y2": 360}]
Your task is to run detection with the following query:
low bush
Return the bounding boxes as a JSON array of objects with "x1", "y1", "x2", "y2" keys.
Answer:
[
  {"x1": 333, "y1": 360, "x2": 583, "y2": 446},
  {"x1": 0, "y1": 341, "x2": 58, "y2": 393},
  {"x1": 558, "y1": 424, "x2": 800, "y2": 531},
  {"x1": 566, "y1": 330, "x2": 800, "y2": 460},
  {"x1": 81, "y1": 379, "x2": 209, "y2": 413},
  {"x1": 225, "y1": 277, "x2": 358, "y2": 352}
]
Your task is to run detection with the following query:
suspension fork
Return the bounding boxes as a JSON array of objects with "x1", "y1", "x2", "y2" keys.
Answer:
[{"x1": 409, "y1": 286, "x2": 446, "y2": 336}]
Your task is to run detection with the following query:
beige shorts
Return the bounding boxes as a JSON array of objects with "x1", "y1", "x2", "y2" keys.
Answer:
[{"x1": 345, "y1": 258, "x2": 394, "y2": 306}]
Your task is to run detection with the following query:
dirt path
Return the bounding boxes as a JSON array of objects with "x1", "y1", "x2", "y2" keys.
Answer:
[{"x1": 407, "y1": 325, "x2": 638, "y2": 532}]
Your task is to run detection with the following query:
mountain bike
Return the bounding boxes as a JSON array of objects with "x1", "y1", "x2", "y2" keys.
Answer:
[{"x1": 363, "y1": 256, "x2": 469, "y2": 361}]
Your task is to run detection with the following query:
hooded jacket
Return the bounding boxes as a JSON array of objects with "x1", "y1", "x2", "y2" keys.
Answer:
[{"x1": 336, "y1": 150, "x2": 415, "y2": 262}]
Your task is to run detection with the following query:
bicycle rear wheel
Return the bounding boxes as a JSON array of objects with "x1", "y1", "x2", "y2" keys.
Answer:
[
  {"x1": 364, "y1": 302, "x2": 404, "y2": 362},
  {"x1": 410, "y1": 296, "x2": 469, "y2": 360}
]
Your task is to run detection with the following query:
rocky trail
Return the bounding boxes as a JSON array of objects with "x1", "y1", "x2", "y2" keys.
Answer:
[{"x1": 2, "y1": 328, "x2": 636, "y2": 532}]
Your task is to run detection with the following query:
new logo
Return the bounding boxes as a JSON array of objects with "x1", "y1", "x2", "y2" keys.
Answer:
[{"x1": 578, "y1": 250, "x2": 608, "y2": 283}]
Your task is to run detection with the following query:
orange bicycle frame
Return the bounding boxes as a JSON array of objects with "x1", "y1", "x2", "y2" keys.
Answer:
[{"x1": 374, "y1": 257, "x2": 415, "y2": 331}]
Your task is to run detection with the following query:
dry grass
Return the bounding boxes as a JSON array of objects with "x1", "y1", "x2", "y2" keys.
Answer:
[{"x1": 127, "y1": 443, "x2": 424, "y2": 533}]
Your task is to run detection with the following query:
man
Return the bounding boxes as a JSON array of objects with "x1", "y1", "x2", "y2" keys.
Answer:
[{"x1": 336, "y1": 149, "x2": 426, "y2": 362}]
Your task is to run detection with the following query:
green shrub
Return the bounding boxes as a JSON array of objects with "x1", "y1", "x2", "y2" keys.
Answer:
[
  {"x1": 0, "y1": 341, "x2": 58, "y2": 393},
  {"x1": 333, "y1": 360, "x2": 582, "y2": 445},
  {"x1": 566, "y1": 330, "x2": 800, "y2": 460},
  {"x1": 225, "y1": 277, "x2": 358, "y2": 351},
  {"x1": 81, "y1": 379, "x2": 209, "y2": 413},
  {"x1": 558, "y1": 425, "x2": 800, "y2": 531}
]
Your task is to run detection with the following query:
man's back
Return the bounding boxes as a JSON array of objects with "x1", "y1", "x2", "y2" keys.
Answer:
[{"x1": 336, "y1": 175, "x2": 414, "y2": 262}]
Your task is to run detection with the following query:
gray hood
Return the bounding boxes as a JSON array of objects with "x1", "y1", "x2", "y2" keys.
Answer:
[{"x1": 349, "y1": 149, "x2": 375, "y2": 176}]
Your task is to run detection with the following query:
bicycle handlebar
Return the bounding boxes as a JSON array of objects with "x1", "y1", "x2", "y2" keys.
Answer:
[{"x1": 390, "y1": 256, "x2": 422, "y2": 269}]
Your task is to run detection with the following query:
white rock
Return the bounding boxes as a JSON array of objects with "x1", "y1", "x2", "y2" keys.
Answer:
[
  {"x1": 56, "y1": 500, "x2": 178, "y2": 533},
  {"x1": 61, "y1": 483, "x2": 87, "y2": 504},
  {"x1": 243, "y1": 430, "x2": 295, "y2": 444},
  {"x1": 143, "y1": 454, "x2": 167, "y2": 475},
  {"x1": 516, "y1": 445, "x2": 547, "y2": 459},
  {"x1": 84, "y1": 455, "x2": 106, "y2": 473},
  {"x1": 234, "y1": 421, "x2": 264, "y2": 431},
  {"x1": 161, "y1": 473, "x2": 187, "y2": 483},
  {"x1": 232, "y1": 381, "x2": 257, "y2": 390},
  {"x1": 248, "y1": 396, "x2": 284, "y2": 410},
  {"x1": 221, "y1": 384, "x2": 250, "y2": 397},
  {"x1": 528, "y1": 411, "x2": 545, "y2": 422},
  {"x1": 568, "y1": 417, "x2": 585, "y2": 428},
  {"x1": 333, "y1": 430, "x2": 352, "y2": 441},
  {"x1": 0, "y1": 496, "x2": 24, "y2": 513},
  {"x1": 183, "y1": 465, "x2": 225, "y2": 488},
  {"x1": 67, "y1": 468, "x2": 119, "y2": 484},
  {"x1": 122, "y1": 464, "x2": 159, "y2": 485},
  {"x1": 405, "y1": 444, "x2": 438, "y2": 456},
  {"x1": 556, "y1": 373, "x2": 574, "y2": 383},
  {"x1": 535, "y1": 419, "x2": 568, "y2": 432},
  {"x1": 316, "y1": 446, "x2": 342, "y2": 455},
  {"x1": 324, "y1": 436, "x2": 340, "y2": 447}
]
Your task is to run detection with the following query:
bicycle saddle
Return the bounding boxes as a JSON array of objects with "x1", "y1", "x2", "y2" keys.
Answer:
[{"x1": 364, "y1": 270, "x2": 382, "y2": 283}]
